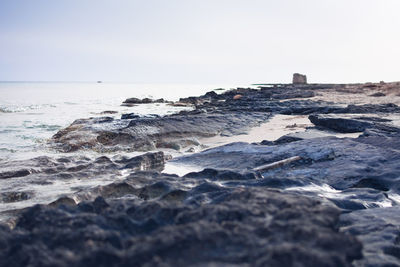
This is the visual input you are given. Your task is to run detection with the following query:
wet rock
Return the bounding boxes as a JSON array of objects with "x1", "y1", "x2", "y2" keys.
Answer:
[
  {"x1": 89, "y1": 182, "x2": 137, "y2": 199},
  {"x1": 5, "y1": 81, "x2": 400, "y2": 266},
  {"x1": 0, "y1": 169, "x2": 31, "y2": 179},
  {"x1": 137, "y1": 181, "x2": 172, "y2": 200},
  {"x1": 309, "y1": 114, "x2": 400, "y2": 134},
  {"x1": 49, "y1": 196, "x2": 77, "y2": 207},
  {"x1": 369, "y1": 92, "x2": 386, "y2": 97},
  {"x1": 309, "y1": 115, "x2": 373, "y2": 133},
  {"x1": 172, "y1": 135, "x2": 400, "y2": 197},
  {"x1": 100, "y1": 110, "x2": 118, "y2": 115},
  {"x1": 0, "y1": 191, "x2": 33, "y2": 203},
  {"x1": 204, "y1": 91, "x2": 218, "y2": 98},
  {"x1": 184, "y1": 168, "x2": 260, "y2": 181},
  {"x1": 340, "y1": 206, "x2": 400, "y2": 266},
  {"x1": 122, "y1": 97, "x2": 165, "y2": 106},
  {"x1": 353, "y1": 116, "x2": 392, "y2": 123},
  {"x1": 115, "y1": 152, "x2": 168, "y2": 171},
  {"x1": 121, "y1": 113, "x2": 140, "y2": 120},
  {"x1": 343, "y1": 103, "x2": 400, "y2": 114},
  {"x1": 271, "y1": 90, "x2": 315, "y2": 100},
  {"x1": 123, "y1": 97, "x2": 150, "y2": 104},
  {"x1": 0, "y1": 188, "x2": 361, "y2": 267},
  {"x1": 0, "y1": 152, "x2": 169, "y2": 222},
  {"x1": 52, "y1": 111, "x2": 271, "y2": 152},
  {"x1": 260, "y1": 135, "x2": 304, "y2": 146}
]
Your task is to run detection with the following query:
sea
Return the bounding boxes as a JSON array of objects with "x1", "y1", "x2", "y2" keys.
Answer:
[{"x1": 0, "y1": 82, "x2": 247, "y2": 161}]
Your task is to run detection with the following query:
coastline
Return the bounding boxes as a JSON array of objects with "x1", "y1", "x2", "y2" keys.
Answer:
[{"x1": 1, "y1": 81, "x2": 400, "y2": 265}]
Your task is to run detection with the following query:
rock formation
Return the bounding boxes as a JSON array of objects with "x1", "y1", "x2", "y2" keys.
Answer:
[{"x1": 3, "y1": 81, "x2": 400, "y2": 266}]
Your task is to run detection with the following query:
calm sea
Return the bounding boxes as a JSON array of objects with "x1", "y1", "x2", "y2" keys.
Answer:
[{"x1": 0, "y1": 82, "x2": 247, "y2": 161}]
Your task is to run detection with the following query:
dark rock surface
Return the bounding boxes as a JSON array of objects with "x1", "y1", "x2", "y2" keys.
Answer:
[
  {"x1": 121, "y1": 97, "x2": 165, "y2": 106},
  {"x1": 0, "y1": 188, "x2": 361, "y2": 267},
  {"x1": 0, "y1": 169, "x2": 31, "y2": 179},
  {"x1": 309, "y1": 114, "x2": 400, "y2": 134},
  {"x1": 0, "y1": 152, "x2": 169, "y2": 226},
  {"x1": 0, "y1": 191, "x2": 33, "y2": 203},
  {"x1": 168, "y1": 120, "x2": 400, "y2": 265},
  {"x1": 3, "y1": 82, "x2": 400, "y2": 266},
  {"x1": 340, "y1": 207, "x2": 400, "y2": 267},
  {"x1": 0, "y1": 152, "x2": 167, "y2": 181},
  {"x1": 120, "y1": 113, "x2": 140, "y2": 120},
  {"x1": 4, "y1": 121, "x2": 400, "y2": 265},
  {"x1": 51, "y1": 111, "x2": 271, "y2": 152},
  {"x1": 369, "y1": 92, "x2": 386, "y2": 97},
  {"x1": 309, "y1": 115, "x2": 373, "y2": 133}
]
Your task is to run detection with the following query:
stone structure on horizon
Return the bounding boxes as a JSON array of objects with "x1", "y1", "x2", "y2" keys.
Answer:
[{"x1": 293, "y1": 73, "x2": 307, "y2": 84}]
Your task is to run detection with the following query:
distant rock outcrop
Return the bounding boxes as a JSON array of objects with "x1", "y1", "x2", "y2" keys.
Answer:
[
  {"x1": 293, "y1": 73, "x2": 307, "y2": 84},
  {"x1": 121, "y1": 97, "x2": 165, "y2": 107}
]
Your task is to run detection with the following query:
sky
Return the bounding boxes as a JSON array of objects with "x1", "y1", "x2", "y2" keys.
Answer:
[{"x1": 0, "y1": 0, "x2": 399, "y2": 84}]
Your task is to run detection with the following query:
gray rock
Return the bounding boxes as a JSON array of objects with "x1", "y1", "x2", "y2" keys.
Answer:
[
  {"x1": 309, "y1": 115, "x2": 373, "y2": 133},
  {"x1": 0, "y1": 188, "x2": 361, "y2": 267},
  {"x1": 340, "y1": 207, "x2": 400, "y2": 266}
]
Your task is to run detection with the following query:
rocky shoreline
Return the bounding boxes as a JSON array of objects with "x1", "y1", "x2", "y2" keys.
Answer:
[{"x1": 2, "y1": 81, "x2": 400, "y2": 266}]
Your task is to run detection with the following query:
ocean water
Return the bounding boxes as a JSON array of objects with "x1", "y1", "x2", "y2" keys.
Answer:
[{"x1": 0, "y1": 82, "x2": 245, "y2": 161}]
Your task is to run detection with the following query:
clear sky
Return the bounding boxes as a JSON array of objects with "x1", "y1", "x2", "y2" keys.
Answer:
[{"x1": 1, "y1": 0, "x2": 399, "y2": 83}]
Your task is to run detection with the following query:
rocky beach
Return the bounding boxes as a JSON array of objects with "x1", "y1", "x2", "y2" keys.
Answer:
[{"x1": 2, "y1": 79, "x2": 400, "y2": 266}]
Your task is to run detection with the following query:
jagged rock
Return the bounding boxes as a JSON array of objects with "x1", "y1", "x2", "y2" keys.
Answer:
[
  {"x1": 0, "y1": 152, "x2": 169, "y2": 221},
  {"x1": 121, "y1": 113, "x2": 140, "y2": 120},
  {"x1": 340, "y1": 206, "x2": 400, "y2": 266},
  {"x1": 100, "y1": 110, "x2": 118, "y2": 115},
  {"x1": 171, "y1": 131, "x2": 400, "y2": 210},
  {"x1": 184, "y1": 168, "x2": 260, "y2": 181},
  {"x1": 121, "y1": 97, "x2": 165, "y2": 106},
  {"x1": 0, "y1": 188, "x2": 362, "y2": 267},
  {"x1": 0, "y1": 191, "x2": 33, "y2": 203},
  {"x1": 260, "y1": 135, "x2": 304, "y2": 146},
  {"x1": 51, "y1": 111, "x2": 271, "y2": 152},
  {"x1": 0, "y1": 169, "x2": 31, "y2": 179},
  {"x1": 49, "y1": 197, "x2": 76, "y2": 207},
  {"x1": 369, "y1": 92, "x2": 386, "y2": 97},
  {"x1": 115, "y1": 151, "x2": 167, "y2": 170},
  {"x1": 309, "y1": 114, "x2": 400, "y2": 134},
  {"x1": 309, "y1": 115, "x2": 372, "y2": 133}
]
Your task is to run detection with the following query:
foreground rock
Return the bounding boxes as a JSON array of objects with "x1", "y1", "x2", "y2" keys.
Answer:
[
  {"x1": 0, "y1": 188, "x2": 361, "y2": 267},
  {"x1": 3, "y1": 112, "x2": 397, "y2": 265},
  {"x1": 168, "y1": 118, "x2": 400, "y2": 266},
  {"x1": 0, "y1": 152, "x2": 169, "y2": 225},
  {"x1": 340, "y1": 206, "x2": 400, "y2": 266}
]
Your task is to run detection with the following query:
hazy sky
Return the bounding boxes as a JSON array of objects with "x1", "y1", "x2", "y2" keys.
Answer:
[{"x1": 1, "y1": 0, "x2": 399, "y2": 83}]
